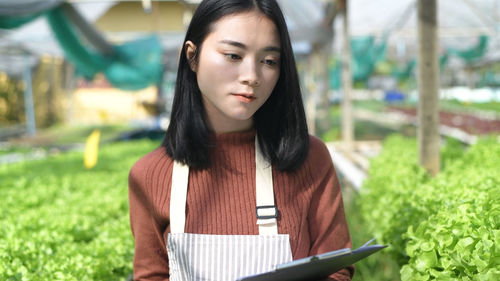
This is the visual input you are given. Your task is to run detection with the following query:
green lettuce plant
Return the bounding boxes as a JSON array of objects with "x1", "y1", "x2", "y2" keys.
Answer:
[
  {"x1": 0, "y1": 140, "x2": 159, "y2": 280},
  {"x1": 359, "y1": 136, "x2": 500, "y2": 280}
]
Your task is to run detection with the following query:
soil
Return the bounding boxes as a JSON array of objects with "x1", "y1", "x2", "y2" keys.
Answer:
[{"x1": 388, "y1": 107, "x2": 500, "y2": 135}]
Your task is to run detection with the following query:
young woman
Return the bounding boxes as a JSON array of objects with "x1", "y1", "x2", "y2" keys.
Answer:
[{"x1": 128, "y1": 0, "x2": 353, "y2": 280}]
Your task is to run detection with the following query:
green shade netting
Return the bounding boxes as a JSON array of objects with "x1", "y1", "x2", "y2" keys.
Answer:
[
  {"x1": 477, "y1": 71, "x2": 500, "y2": 87},
  {"x1": 392, "y1": 59, "x2": 416, "y2": 81},
  {"x1": 329, "y1": 36, "x2": 387, "y2": 89},
  {"x1": 46, "y1": 7, "x2": 110, "y2": 79},
  {"x1": 46, "y1": 6, "x2": 163, "y2": 91},
  {"x1": 0, "y1": 13, "x2": 42, "y2": 29},
  {"x1": 351, "y1": 36, "x2": 387, "y2": 82},
  {"x1": 1, "y1": 4, "x2": 163, "y2": 91},
  {"x1": 329, "y1": 59, "x2": 341, "y2": 90},
  {"x1": 439, "y1": 53, "x2": 449, "y2": 68},
  {"x1": 448, "y1": 35, "x2": 489, "y2": 64},
  {"x1": 328, "y1": 35, "x2": 489, "y2": 88},
  {"x1": 105, "y1": 36, "x2": 163, "y2": 90},
  {"x1": 391, "y1": 53, "x2": 448, "y2": 82}
]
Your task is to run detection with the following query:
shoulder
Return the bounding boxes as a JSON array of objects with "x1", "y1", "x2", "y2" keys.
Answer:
[
  {"x1": 305, "y1": 135, "x2": 333, "y2": 168},
  {"x1": 289, "y1": 135, "x2": 334, "y2": 179},
  {"x1": 130, "y1": 146, "x2": 171, "y2": 176},
  {"x1": 129, "y1": 146, "x2": 173, "y2": 192}
]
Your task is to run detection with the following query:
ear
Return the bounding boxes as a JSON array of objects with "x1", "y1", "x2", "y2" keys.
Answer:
[{"x1": 185, "y1": 41, "x2": 197, "y2": 72}]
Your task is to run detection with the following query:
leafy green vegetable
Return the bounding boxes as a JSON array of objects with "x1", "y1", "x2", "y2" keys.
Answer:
[
  {"x1": 359, "y1": 136, "x2": 500, "y2": 280},
  {"x1": 0, "y1": 139, "x2": 160, "y2": 280}
]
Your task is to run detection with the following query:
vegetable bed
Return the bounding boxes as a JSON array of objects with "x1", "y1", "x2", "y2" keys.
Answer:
[
  {"x1": 388, "y1": 107, "x2": 500, "y2": 135},
  {"x1": 0, "y1": 139, "x2": 160, "y2": 280},
  {"x1": 359, "y1": 136, "x2": 500, "y2": 280}
]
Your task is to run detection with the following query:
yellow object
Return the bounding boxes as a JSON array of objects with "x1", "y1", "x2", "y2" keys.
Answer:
[{"x1": 84, "y1": 129, "x2": 101, "y2": 169}]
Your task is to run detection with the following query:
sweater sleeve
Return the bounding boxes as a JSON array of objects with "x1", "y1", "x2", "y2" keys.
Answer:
[
  {"x1": 129, "y1": 157, "x2": 170, "y2": 281},
  {"x1": 307, "y1": 137, "x2": 354, "y2": 281}
]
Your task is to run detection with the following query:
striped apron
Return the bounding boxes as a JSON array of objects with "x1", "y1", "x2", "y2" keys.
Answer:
[{"x1": 167, "y1": 138, "x2": 293, "y2": 281}]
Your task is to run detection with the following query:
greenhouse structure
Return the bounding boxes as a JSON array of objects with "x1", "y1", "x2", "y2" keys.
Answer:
[{"x1": 0, "y1": 1, "x2": 499, "y2": 280}]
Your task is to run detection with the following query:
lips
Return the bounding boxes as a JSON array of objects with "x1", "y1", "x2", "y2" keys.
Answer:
[{"x1": 232, "y1": 93, "x2": 256, "y2": 103}]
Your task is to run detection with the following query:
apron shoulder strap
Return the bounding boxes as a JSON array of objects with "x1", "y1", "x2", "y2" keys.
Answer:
[
  {"x1": 169, "y1": 136, "x2": 279, "y2": 235},
  {"x1": 170, "y1": 161, "x2": 189, "y2": 234},
  {"x1": 255, "y1": 137, "x2": 279, "y2": 235}
]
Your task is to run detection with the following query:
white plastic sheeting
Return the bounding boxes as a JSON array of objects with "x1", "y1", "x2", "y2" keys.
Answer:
[
  {"x1": 339, "y1": 0, "x2": 500, "y2": 62},
  {"x1": 2, "y1": 0, "x2": 500, "y2": 73}
]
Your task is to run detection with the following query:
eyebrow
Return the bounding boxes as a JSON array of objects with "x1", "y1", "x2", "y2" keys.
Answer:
[{"x1": 218, "y1": 40, "x2": 281, "y2": 53}]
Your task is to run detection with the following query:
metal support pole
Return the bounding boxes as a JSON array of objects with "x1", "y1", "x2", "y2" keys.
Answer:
[
  {"x1": 23, "y1": 63, "x2": 36, "y2": 137},
  {"x1": 341, "y1": 0, "x2": 354, "y2": 148},
  {"x1": 417, "y1": 0, "x2": 440, "y2": 175},
  {"x1": 305, "y1": 53, "x2": 318, "y2": 135}
]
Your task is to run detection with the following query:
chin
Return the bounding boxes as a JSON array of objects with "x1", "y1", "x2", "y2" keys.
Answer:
[{"x1": 231, "y1": 111, "x2": 255, "y2": 121}]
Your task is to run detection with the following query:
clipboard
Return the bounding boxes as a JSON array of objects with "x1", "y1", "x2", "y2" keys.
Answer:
[{"x1": 236, "y1": 239, "x2": 387, "y2": 281}]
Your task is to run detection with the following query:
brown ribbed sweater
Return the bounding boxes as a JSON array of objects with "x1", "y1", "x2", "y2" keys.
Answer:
[{"x1": 128, "y1": 131, "x2": 353, "y2": 281}]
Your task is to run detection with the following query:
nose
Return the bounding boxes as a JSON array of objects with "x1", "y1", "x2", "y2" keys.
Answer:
[{"x1": 239, "y1": 58, "x2": 260, "y2": 87}]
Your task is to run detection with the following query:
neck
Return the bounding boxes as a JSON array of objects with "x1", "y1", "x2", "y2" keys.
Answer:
[
  {"x1": 210, "y1": 120, "x2": 253, "y2": 133},
  {"x1": 205, "y1": 112, "x2": 254, "y2": 134}
]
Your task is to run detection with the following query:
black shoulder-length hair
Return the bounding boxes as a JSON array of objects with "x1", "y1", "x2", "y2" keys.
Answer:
[{"x1": 162, "y1": 0, "x2": 309, "y2": 171}]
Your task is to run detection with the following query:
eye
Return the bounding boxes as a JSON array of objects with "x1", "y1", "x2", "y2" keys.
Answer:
[
  {"x1": 263, "y1": 59, "x2": 279, "y2": 66},
  {"x1": 225, "y1": 53, "x2": 241, "y2": 61}
]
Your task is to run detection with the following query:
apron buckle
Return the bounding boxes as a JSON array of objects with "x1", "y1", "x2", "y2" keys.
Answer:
[{"x1": 256, "y1": 205, "x2": 278, "y2": 219}]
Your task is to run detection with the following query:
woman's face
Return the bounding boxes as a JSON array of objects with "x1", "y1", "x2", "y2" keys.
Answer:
[{"x1": 186, "y1": 11, "x2": 281, "y2": 133}]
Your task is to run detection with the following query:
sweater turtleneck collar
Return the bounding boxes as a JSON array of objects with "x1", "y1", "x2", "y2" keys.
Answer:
[{"x1": 211, "y1": 129, "x2": 256, "y2": 146}]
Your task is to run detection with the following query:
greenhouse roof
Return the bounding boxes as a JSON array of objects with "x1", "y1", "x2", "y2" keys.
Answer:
[
  {"x1": 343, "y1": 0, "x2": 500, "y2": 63},
  {"x1": 1, "y1": 0, "x2": 500, "y2": 76}
]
